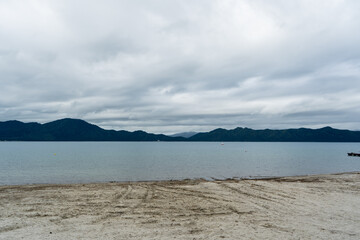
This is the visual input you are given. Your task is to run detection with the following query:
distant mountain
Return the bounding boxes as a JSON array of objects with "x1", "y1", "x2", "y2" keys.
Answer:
[
  {"x1": 0, "y1": 118, "x2": 185, "y2": 141},
  {"x1": 1, "y1": 119, "x2": 360, "y2": 141},
  {"x1": 170, "y1": 132, "x2": 198, "y2": 138},
  {"x1": 188, "y1": 127, "x2": 360, "y2": 142}
]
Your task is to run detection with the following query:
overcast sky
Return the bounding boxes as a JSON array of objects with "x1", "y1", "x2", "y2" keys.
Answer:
[{"x1": 1, "y1": 0, "x2": 360, "y2": 134}]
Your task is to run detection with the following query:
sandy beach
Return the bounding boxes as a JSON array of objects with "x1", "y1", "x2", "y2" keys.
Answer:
[{"x1": 1, "y1": 172, "x2": 359, "y2": 239}]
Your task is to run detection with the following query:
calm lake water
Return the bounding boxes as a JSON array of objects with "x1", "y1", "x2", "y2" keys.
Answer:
[{"x1": 1, "y1": 142, "x2": 360, "y2": 185}]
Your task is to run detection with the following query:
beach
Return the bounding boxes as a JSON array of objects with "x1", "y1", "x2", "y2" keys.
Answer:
[{"x1": 1, "y1": 172, "x2": 359, "y2": 239}]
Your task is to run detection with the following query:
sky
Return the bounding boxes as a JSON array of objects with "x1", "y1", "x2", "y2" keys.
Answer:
[{"x1": 1, "y1": 0, "x2": 360, "y2": 134}]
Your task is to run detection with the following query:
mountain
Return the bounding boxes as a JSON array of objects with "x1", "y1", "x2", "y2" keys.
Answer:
[
  {"x1": 170, "y1": 132, "x2": 198, "y2": 138},
  {"x1": 1, "y1": 119, "x2": 360, "y2": 141},
  {"x1": 188, "y1": 127, "x2": 360, "y2": 142},
  {"x1": 0, "y1": 118, "x2": 185, "y2": 141}
]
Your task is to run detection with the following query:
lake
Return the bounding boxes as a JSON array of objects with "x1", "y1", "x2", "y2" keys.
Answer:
[{"x1": 1, "y1": 142, "x2": 360, "y2": 185}]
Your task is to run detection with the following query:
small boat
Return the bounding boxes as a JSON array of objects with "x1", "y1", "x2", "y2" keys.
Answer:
[{"x1": 347, "y1": 152, "x2": 360, "y2": 157}]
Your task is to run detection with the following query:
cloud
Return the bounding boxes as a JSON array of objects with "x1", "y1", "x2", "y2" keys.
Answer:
[{"x1": 1, "y1": 0, "x2": 360, "y2": 134}]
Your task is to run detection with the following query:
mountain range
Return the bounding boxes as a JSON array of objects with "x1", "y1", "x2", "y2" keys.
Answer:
[
  {"x1": 0, "y1": 118, "x2": 184, "y2": 141},
  {"x1": 1, "y1": 118, "x2": 360, "y2": 142}
]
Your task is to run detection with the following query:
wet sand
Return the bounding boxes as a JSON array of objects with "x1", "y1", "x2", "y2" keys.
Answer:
[{"x1": 1, "y1": 172, "x2": 360, "y2": 239}]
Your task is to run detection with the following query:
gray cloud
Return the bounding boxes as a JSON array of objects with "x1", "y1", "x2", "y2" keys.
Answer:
[{"x1": 1, "y1": 0, "x2": 360, "y2": 134}]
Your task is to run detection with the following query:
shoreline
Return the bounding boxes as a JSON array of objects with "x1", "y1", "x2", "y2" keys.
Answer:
[
  {"x1": 1, "y1": 172, "x2": 359, "y2": 239},
  {"x1": 1, "y1": 170, "x2": 359, "y2": 188}
]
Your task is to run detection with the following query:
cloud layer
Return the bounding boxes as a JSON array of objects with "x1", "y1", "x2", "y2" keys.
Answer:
[{"x1": 1, "y1": 0, "x2": 360, "y2": 133}]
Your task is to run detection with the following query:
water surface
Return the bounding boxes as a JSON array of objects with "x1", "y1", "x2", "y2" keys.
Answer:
[{"x1": 1, "y1": 142, "x2": 360, "y2": 185}]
